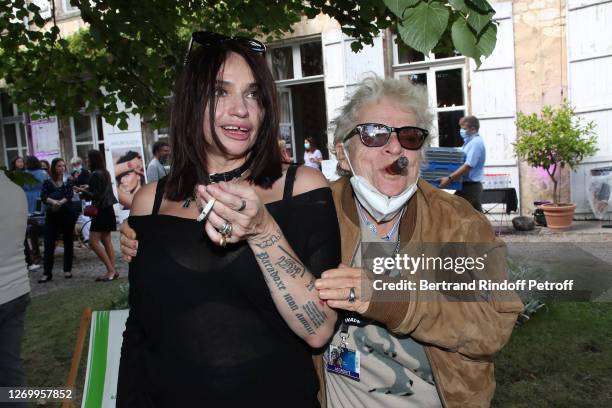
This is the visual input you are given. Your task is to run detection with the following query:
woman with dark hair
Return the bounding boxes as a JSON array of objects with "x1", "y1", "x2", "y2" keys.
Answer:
[
  {"x1": 116, "y1": 32, "x2": 340, "y2": 406},
  {"x1": 40, "y1": 160, "x2": 50, "y2": 175},
  {"x1": 76, "y1": 149, "x2": 118, "y2": 281},
  {"x1": 10, "y1": 156, "x2": 25, "y2": 171},
  {"x1": 39, "y1": 158, "x2": 77, "y2": 282},
  {"x1": 303, "y1": 137, "x2": 323, "y2": 170},
  {"x1": 23, "y1": 156, "x2": 48, "y2": 214},
  {"x1": 22, "y1": 156, "x2": 48, "y2": 269}
]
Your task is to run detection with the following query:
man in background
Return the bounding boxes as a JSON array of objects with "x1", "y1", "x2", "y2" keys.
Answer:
[
  {"x1": 0, "y1": 169, "x2": 31, "y2": 398},
  {"x1": 146, "y1": 141, "x2": 170, "y2": 182},
  {"x1": 439, "y1": 115, "x2": 486, "y2": 212},
  {"x1": 70, "y1": 156, "x2": 91, "y2": 186}
]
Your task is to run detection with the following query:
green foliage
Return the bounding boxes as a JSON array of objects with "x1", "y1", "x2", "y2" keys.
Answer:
[
  {"x1": 1, "y1": 167, "x2": 38, "y2": 187},
  {"x1": 514, "y1": 102, "x2": 598, "y2": 204},
  {"x1": 0, "y1": 1, "x2": 496, "y2": 129},
  {"x1": 386, "y1": 0, "x2": 497, "y2": 65}
]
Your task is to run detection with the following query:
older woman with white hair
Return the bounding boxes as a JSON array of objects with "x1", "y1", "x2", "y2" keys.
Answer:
[
  {"x1": 314, "y1": 76, "x2": 522, "y2": 407},
  {"x1": 119, "y1": 76, "x2": 522, "y2": 407}
]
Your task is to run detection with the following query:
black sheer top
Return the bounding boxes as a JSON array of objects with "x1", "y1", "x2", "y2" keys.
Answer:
[{"x1": 117, "y1": 166, "x2": 341, "y2": 407}]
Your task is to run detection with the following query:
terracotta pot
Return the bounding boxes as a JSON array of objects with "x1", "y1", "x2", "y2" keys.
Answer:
[{"x1": 540, "y1": 203, "x2": 577, "y2": 231}]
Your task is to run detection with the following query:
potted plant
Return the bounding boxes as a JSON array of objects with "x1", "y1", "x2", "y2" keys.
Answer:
[{"x1": 514, "y1": 101, "x2": 598, "y2": 230}]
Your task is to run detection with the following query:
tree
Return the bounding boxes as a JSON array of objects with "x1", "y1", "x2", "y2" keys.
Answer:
[
  {"x1": 0, "y1": 0, "x2": 497, "y2": 129},
  {"x1": 514, "y1": 102, "x2": 598, "y2": 205}
]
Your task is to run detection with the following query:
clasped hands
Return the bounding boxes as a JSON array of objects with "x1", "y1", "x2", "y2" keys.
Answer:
[{"x1": 196, "y1": 181, "x2": 272, "y2": 246}]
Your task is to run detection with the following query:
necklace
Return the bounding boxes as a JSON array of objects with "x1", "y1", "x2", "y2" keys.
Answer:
[{"x1": 182, "y1": 159, "x2": 251, "y2": 208}]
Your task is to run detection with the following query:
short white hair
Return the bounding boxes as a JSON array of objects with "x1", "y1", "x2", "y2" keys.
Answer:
[
  {"x1": 70, "y1": 156, "x2": 82, "y2": 165},
  {"x1": 332, "y1": 75, "x2": 433, "y2": 147}
]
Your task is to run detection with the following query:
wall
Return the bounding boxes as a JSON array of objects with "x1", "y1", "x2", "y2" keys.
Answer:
[{"x1": 512, "y1": 0, "x2": 570, "y2": 212}]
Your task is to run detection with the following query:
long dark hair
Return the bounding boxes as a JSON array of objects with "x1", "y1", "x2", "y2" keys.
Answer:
[
  {"x1": 166, "y1": 39, "x2": 282, "y2": 201},
  {"x1": 87, "y1": 149, "x2": 111, "y2": 184},
  {"x1": 50, "y1": 158, "x2": 65, "y2": 182}
]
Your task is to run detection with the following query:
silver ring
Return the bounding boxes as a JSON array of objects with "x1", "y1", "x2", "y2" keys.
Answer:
[
  {"x1": 237, "y1": 199, "x2": 246, "y2": 212},
  {"x1": 348, "y1": 287, "x2": 356, "y2": 303},
  {"x1": 220, "y1": 222, "x2": 233, "y2": 237}
]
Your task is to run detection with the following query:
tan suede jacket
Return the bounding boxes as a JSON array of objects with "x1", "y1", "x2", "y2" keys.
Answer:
[{"x1": 314, "y1": 177, "x2": 523, "y2": 408}]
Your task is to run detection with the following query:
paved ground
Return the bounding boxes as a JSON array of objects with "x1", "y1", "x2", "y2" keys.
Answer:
[
  {"x1": 29, "y1": 232, "x2": 128, "y2": 298},
  {"x1": 28, "y1": 220, "x2": 612, "y2": 299}
]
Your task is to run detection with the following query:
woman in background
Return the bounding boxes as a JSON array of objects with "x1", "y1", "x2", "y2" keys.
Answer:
[
  {"x1": 76, "y1": 150, "x2": 118, "y2": 282},
  {"x1": 40, "y1": 160, "x2": 50, "y2": 175},
  {"x1": 39, "y1": 158, "x2": 77, "y2": 282},
  {"x1": 303, "y1": 137, "x2": 322, "y2": 170},
  {"x1": 22, "y1": 156, "x2": 48, "y2": 269},
  {"x1": 23, "y1": 156, "x2": 48, "y2": 214},
  {"x1": 10, "y1": 156, "x2": 25, "y2": 171}
]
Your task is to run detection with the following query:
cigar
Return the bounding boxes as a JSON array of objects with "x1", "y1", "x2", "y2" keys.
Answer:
[{"x1": 387, "y1": 157, "x2": 409, "y2": 174}]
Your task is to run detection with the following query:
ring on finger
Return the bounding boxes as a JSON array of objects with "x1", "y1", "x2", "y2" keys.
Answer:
[
  {"x1": 219, "y1": 234, "x2": 227, "y2": 247},
  {"x1": 220, "y1": 222, "x2": 233, "y2": 238},
  {"x1": 237, "y1": 199, "x2": 247, "y2": 212},
  {"x1": 348, "y1": 287, "x2": 357, "y2": 303}
]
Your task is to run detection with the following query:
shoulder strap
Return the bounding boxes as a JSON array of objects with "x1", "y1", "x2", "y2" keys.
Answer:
[
  {"x1": 152, "y1": 177, "x2": 167, "y2": 215},
  {"x1": 283, "y1": 165, "x2": 298, "y2": 200}
]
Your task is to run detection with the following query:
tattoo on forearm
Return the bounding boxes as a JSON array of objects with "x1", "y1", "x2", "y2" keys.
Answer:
[
  {"x1": 275, "y1": 256, "x2": 305, "y2": 279},
  {"x1": 276, "y1": 246, "x2": 306, "y2": 278},
  {"x1": 305, "y1": 276, "x2": 316, "y2": 292},
  {"x1": 283, "y1": 293, "x2": 299, "y2": 311},
  {"x1": 295, "y1": 312, "x2": 316, "y2": 335},
  {"x1": 255, "y1": 252, "x2": 286, "y2": 291},
  {"x1": 253, "y1": 227, "x2": 281, "y2": 249},
  {"x1": 302, "y1": 300, "x2": 328, "y2": 329}
]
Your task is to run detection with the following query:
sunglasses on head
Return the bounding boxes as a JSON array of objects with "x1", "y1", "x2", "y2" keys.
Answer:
[
  {"x1": 344, "y1": 123, "x2": 428, "y2": 150},
  {"x1": 184, "y1": 31, "x2": 267, "y2": 65}
]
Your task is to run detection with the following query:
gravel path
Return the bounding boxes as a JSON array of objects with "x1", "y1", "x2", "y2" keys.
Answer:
[{"x1": 29, "y1": 232, "x2": 129, "y2": 298}]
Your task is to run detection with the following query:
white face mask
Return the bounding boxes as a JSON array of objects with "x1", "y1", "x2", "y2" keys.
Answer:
[{"x1": 342, "y1": 145, "x2": 417, "y2": 223}]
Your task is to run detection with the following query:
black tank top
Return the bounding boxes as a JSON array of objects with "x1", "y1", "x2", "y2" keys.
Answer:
[{"x1": 117, "y1": 166, "x2": 341, "y2": 407}]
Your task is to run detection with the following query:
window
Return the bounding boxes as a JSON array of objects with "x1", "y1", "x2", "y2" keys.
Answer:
[
  {"x1": 269, "y1": 40, "x2": 323, "y2": 83},
  {"x1": 393, "y1": 38, "x2": 467, "y2": 148},
  {"x1": 62, "y1": 0, "x2": 79, "y2": 14},
  {"x1": 70, "y1": 114, "x2": 105, "y2": 162},
  {"x1": 271, "y1": 47, "x2": 294, "y2": 81},
  {"x1": 31, "y1": 0, "x2": 52, "y2": 19},
  {"x1": 0, "y1": 92, "x2": 27, "y2": 164}
]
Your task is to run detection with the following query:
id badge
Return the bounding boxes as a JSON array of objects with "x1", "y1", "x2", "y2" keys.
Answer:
[{"x1": 326, "y1": 344, "x2": 360, "y2": 381}]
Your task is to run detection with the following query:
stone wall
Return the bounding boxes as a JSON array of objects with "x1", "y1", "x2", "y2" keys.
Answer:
[{"x1": 511, "y1": 0, "x2": 571, "y2": 213}]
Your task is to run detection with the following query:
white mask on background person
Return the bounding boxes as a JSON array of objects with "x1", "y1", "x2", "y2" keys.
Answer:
[
  {"x1": 304, "y1": 142, "x2": 311, "y2": 150},
  {"x1": 74, "y1": 165, "x2": 82, "y2": 172},
  {"x1": 342, "y1": 145, "x2": 417, "y2": 223}
]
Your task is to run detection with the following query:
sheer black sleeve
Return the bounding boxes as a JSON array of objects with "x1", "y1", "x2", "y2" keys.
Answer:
[{"x1": 286, "y1": 187, "x2": 341, "y2": 278}]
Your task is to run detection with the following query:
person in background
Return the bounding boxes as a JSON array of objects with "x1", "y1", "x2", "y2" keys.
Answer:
[
  {"x1": 146, "y1": 141, "x2": 170, "y2": 182},
  {"x1": 23, "y1": 156, "x2": 49, "y2": 214},
  {"x1": 39, "y1": 158, "x2": 77, "y2": 282},
  {"x1": 303, "y1": 137, "x2": 323, "y2": 170},
  {"x1": 278, "y1": 139, "x2": 292, "y2": 164},
  {"x1": 439, "y1": 115, "x2": 486, "y2": 212},
  {"x1": 10, "y1": 156, "x2": 25, "y2": 171},
  {"x1": 76, "y1": 150, "x2": 119, "y2": 282},
  {"x1": 40, "y1": 160, "x2": 50, "y2": 175},
  {"x1": 22, "y1": 156, "x2": 48, "y2": 271},
  {"x1": 0, "y1": 169, "x2": 31, "y2": 398},
  {"x1": 70, "y1": 156, "x2": 91, "y2": 187}
]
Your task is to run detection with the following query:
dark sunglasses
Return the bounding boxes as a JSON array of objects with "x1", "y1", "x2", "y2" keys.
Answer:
[
  {"x1": 344, "y1": 123, "x2": 429, "y2": 150},
  {"x1": 184, "y1": 31, "x2": 267, "y2": 65}
]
